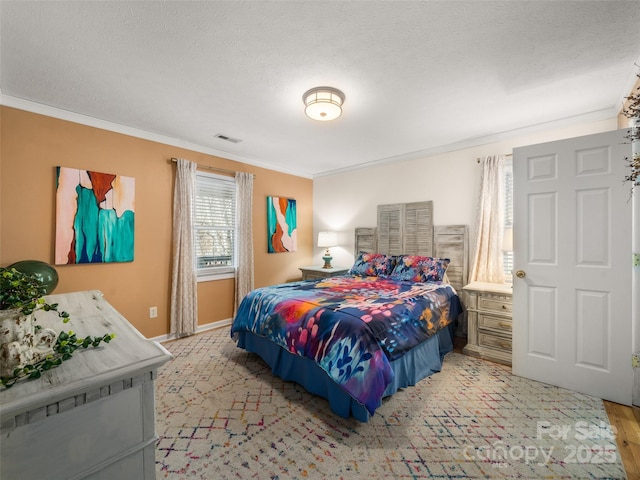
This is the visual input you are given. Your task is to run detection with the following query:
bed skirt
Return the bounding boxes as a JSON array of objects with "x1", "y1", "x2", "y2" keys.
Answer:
[{"x1": 234, "y1": 323, "x2": 455, "y2": 422}]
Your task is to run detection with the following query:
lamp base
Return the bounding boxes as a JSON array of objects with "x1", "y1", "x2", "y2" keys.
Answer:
[{"x1": 322, "y1": 255, "x2": 333, "y2": 269}]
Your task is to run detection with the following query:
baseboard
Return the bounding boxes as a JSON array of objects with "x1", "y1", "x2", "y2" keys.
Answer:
[{"x1": 150, "y1": 318, "x2": 232, "y2": 344}]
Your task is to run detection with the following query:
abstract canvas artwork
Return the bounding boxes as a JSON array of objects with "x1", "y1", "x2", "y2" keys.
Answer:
[
  {"x1": 55, "y1": 167, "x2": 135, "y2": 264},
  {"x1": 267, "y1": 196, "x2": 297, "y2": 253}
]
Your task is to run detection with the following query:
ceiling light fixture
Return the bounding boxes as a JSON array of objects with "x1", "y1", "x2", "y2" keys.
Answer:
[{"x1": 302, "y1": 86, "x2": 345, "y2": 121}]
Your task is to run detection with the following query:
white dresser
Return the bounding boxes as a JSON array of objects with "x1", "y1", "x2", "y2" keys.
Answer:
[
  {"x1": 462, "y1": 281, "x2": 513, "y2": 366},
  {"x1": 0, "y1": 290, "x2": 172, "y2": 480}
]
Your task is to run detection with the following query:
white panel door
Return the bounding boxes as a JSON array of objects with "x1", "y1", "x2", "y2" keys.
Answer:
[{"x1": 512, "y1": 129, "x2": 633, "y2": 405}]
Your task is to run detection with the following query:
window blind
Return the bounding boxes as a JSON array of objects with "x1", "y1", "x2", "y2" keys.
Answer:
[
  {"x1": 194, "y1": 172, "x2": 236, "y2": 275},
  {"x1": 503, "y1": 162, "x2": 514, "y2": 280}
]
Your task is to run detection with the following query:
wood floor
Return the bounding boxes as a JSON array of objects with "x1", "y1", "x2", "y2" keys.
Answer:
[
  {"x1": 452, "y1": 336, "x2": 640, "y2": 479},
  {"x1": 604, "y1": 401, "x2": 640, "y2": 480}
]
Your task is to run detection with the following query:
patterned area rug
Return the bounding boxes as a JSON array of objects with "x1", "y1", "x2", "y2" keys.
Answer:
[{"x1": 155, "y1": 328, "x2": 626, "y2": 479}]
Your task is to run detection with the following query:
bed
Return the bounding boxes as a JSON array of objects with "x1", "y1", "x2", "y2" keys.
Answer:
[{"x1": 231, "y1": 201, "x2": 468, "y2": 422}]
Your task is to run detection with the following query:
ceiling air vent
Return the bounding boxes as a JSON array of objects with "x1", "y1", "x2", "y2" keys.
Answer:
[{"x1": 214, "y1": 133, "x2": 242, "y2": 144}]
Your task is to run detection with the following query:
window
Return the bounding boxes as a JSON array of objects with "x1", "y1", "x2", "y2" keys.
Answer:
[
  {"x1": 503, "y1": 160, "x2": 514, "y2": 282},
  {"x1": 193, "y1": 171, "x2": 236, "y2": 280}
]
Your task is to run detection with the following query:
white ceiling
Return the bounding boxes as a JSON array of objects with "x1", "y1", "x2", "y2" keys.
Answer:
[{"x1": 2, "y1": 1, "x2": 640, "y2": 178}]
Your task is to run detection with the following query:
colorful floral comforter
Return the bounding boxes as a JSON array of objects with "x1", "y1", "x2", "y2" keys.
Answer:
[{"x1": 231, "y1": 275, "x2": 462, "y2": 415}]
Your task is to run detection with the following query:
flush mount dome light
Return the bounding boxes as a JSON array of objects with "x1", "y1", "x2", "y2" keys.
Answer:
[{"x1": 302, "y1": 86, "x2": 345, "y2": 121}]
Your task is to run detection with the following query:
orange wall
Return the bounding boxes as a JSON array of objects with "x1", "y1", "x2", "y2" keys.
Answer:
[{"x1": 0, "y1": 106, "x2": 313, "y2": 338}]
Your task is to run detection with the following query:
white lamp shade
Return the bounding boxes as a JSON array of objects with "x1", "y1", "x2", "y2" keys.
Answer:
[
  {"x1": 303, "y1": 87, "x2": 345, "y2": 121},
  {"x1": 502, "y1": 227, "x2": 513, "y2": 252},
  {"x1": 317, "y1": 231, "x2": 338, "y2": 248}
]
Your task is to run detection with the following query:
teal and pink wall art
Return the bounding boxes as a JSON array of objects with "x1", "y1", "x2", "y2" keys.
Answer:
[
  {"x1": 55, "y1": 167, "x2": 135, "y2": 264},
  {"x1": 267, "y1": 196, "x2": 297, "y2": 253}
]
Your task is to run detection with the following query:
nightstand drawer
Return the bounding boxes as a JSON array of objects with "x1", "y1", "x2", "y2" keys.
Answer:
[
  {"x1": 303, "y1": 271, "x2": 331, "y2": 280},
  {"x1": 478, "y1": 332, "x2": 512, "y2": 352},
  {"x1": 478, "y1": 296, "x2": 512, "y2": 314},
  {"x1": 299, "y1": 266, "x2": 349, "y2": 281},
  {"x1": 462, "y1": 281, "x2": 513, "y2": 366},
  {"x1": 478, "y1": 314, "x2": 512, "y2": 333}
]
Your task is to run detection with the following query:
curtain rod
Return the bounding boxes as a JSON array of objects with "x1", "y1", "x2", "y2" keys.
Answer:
[
  {"x1": 476, "y1": 153, "x2": 513, "y2": 164},
  {"x1": 170, "y1": 158, "x2": 256, "y2": 178}
]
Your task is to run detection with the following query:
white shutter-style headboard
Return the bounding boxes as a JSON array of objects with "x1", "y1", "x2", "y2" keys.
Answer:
[
  {"x1": 354, "y1": 201, "x2": 468, "y2": 292},
  {"x1": 376, "y1": 201, "x2": 433, "y2": 256},
  {"x1": 402, "y1": 201, "x2": 434, "y2": 256},
  {"x1": 353, "y1": 227, "x2": 377, "y2": 254},
  {"x1": 434, "y1": 225, "x2": 468, "y2": 292}
]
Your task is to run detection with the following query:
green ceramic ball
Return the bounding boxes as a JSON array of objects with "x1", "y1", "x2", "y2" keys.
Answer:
[{"x1": 8, "y1": 260, "x2": 59, "y2": 295}]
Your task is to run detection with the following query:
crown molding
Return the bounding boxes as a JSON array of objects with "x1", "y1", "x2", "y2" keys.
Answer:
[
  {"x1": 0, "y1": 94, "x2": 313, "y2": 179},
  {"x1": 1, "y1": 94, "x2": 619, "y2": 181},
  {"x1": 314, "y1": 107, "x2": 618, "y2": 178}
]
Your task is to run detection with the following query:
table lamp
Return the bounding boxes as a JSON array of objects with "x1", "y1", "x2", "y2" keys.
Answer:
[{"x1": 317, "y1": 231, "x2": 338, "y2": 269}]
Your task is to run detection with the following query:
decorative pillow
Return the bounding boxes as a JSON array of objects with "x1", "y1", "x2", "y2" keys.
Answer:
[
  {"x1": 349, "y1": 252, "x2": 395, "y2": 277},
  {"x1": 389, "y1": 255, "x2": 450, "y2": 283}
]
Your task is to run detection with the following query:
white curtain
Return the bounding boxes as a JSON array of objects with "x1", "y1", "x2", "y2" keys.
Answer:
[
  {"x1": 170, "y1": 158, "x2": 198, "y2": 336},
  {"x1": 234, "y1": 172, "x2": 254, "y2": 314},
  {"x1": 469, "y1": 155, "x2": 506, "y2": 283}
]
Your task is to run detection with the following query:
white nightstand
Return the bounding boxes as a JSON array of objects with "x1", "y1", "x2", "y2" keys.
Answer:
[
  {"x1": 299, "y1": 266, "x2": 349, "y2": 281},
  {"x1": 462, "y1": 281, "x2": 513, "y2": 366}
]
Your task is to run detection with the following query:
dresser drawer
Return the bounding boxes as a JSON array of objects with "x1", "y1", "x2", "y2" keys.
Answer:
[
  {"x1": 2, "y1": 384, "x2": 146, "y2": 480},
  {"x1": 478, "y1": 295, "x2": 512, "y2": 314},
  {"x1": 478, "y1": 314, "x2": 512, "y2": 333},
  {"x1": 478, "y1": 332, "x2": 512, "y2": 352}
]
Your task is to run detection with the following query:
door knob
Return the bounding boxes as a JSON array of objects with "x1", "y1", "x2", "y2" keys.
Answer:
[{"x1": 515, "y1": 270, "x2": 526, "y2": 278}]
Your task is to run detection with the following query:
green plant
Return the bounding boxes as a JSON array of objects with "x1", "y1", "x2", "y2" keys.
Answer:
[
  {"x1": 622, "y1": 69, "x2": 640, "y2": 196},
  {"x1": 621, "y1": 71, "x2": 640, "y2": 120},
  {"x1": 0, "y1": 266, "x2": 69, "y2": 319},
  {"x1": 0, "y1": 267, "x2": 115, "y2": 388},
  {"x1": 624, "y1": 154, "x2": 640, "y2": 189},
  {"x1": 1, "y1": 331, "x2": 116, "y2": 388}
]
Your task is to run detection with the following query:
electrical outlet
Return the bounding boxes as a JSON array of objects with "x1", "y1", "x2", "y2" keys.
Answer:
[
  {"x1": 632, "y1": 354, "x2": 640, "y2": 369},
  {"x1": 149, "y1": 306, "x2": 158, "y2": 318}
]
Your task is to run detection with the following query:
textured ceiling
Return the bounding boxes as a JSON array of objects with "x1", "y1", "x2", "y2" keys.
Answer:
[{"x1": 2, "y1": 1, "x2": 640, "y2": 178}]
